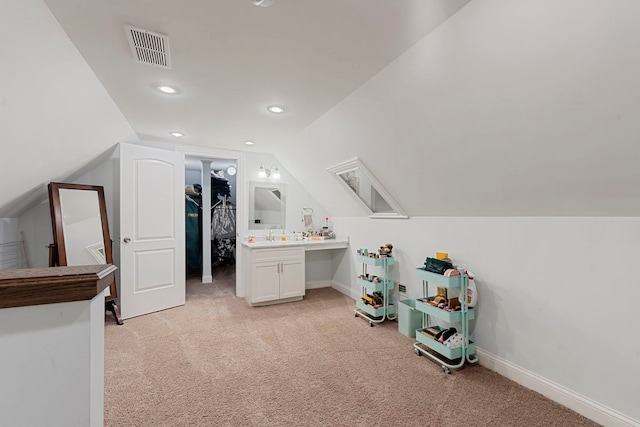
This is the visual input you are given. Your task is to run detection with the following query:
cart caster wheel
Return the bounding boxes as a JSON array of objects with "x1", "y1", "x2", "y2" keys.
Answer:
[
  {"x1": 414, "y1": 348, "x2": 421, "y2": 356},
  {"x1": 442, "y1": 366, "x2": 451, "y2": 374},
  {"x1": 369, "y1": 322, "x2": 374, "y2": 327},
  {"x1": 355, "y1": 312, "x2": 358, "y2": 318}
]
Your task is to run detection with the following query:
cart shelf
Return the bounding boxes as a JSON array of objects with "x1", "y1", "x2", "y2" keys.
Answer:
[
  {"x1": 356, "y1": 300, "x2": 395, "y2": 318},
  {"x1": 415, "y1": 297, "x2": 475, "y2": 322},
  {"x1": 415, "y1": 268, "x2": 463, "y2": 288},
  {"x1": 358, "y1": 255, "x2": 395, "y2": 267},
  {"x1": 357, "y1": 277, "x2": 392, "y2": 292},
  {"x1": 415, "y1": 327, "x2": 476, "y2": 360}
]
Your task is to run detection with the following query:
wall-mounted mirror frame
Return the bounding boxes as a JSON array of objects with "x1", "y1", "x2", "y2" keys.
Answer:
[
  {"x1": 327, "y1": 157, "x2": 408, "y2": 219},
  {"x1": 248, "y1": 181, "x2": 287, "y2": 230},
  {"x1": 48, "y1": 182, "x2": 123, "y2": 324}
]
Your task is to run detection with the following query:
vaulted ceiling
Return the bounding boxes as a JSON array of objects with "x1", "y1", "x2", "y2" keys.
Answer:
[
  {"x1": 3, "y1": 0, "x2": 639, "y2": 219},
  {"x1": 43, "y1": 0, "x2": 471, "y2": 152}
]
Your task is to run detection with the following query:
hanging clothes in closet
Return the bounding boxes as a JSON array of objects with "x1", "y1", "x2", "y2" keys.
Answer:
[
  {"x1": 212, "y1": 196, "x2": 236, "y2": 266},
  {"x1": 185, "y1": 190, "x2": 202, "y2": 272},
  {"x1": 211, "y1": 171, "x2": 231, "y2": 201}
]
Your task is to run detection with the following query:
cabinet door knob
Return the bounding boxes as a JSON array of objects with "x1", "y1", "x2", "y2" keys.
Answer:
[{"x1": 123, "y1": 237, "x2": 131, "y2": 243}]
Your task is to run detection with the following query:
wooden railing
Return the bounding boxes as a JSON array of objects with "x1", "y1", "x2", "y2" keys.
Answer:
[{"x1": 0, "y1": 264, "x2": 116, "y2": 309}]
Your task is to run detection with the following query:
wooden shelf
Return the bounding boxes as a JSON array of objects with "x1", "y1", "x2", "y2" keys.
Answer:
[{"x1": 0, "y1": 264, "x2": 116, "y2": 309}]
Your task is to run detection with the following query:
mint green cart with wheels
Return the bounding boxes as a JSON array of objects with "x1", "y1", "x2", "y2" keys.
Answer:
[
  {"x1": 354, "y1": 255, "x2": 396, "y2": 326},
  {"x1": 413, "y1": 268, "x2": 478, "y2": 373}
]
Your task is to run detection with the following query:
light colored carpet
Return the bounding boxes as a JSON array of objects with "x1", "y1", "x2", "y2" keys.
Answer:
[{"x1": 105, "y1": 271, "x2": 599, "y2": 427}]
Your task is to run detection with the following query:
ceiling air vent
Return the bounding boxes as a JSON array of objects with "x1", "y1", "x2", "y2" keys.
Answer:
[{"x1": 125, "y1": 25, "x2": 171, "y2": 69}]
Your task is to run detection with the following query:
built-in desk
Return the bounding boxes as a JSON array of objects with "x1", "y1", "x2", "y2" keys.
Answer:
[
  {"x1": 0, "y1": 265, "x2": 116, "y2": 427},
  {"x1": 242, "y1": 237, "x2": 349, "y2": 306},
  {"x1": 241, "y1": 236, "x2": 350, "y2": 251}
]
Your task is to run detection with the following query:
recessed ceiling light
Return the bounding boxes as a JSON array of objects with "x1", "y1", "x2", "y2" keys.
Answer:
[
  {"x1": 267, "y1": 105, "x2": 286, "y2": 114},
  {"x1": 244, "y1": 140, "x2": 254, "y2": 145},
  {"x1": 169, "y1": 131, "x2": 184, "y2": 137},
  {"x1": 157, "y1": 85, "x2": 179, "y2": 94}
]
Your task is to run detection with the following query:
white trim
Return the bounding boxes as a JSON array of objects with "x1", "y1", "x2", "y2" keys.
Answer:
[
  {"x1": 86, "y1": 242, "x2": 106, "y2": 264},
  {"x1": 175, "y1": 145, "x2": 242, "y2": 160},
  {"x1": 176, "y1": 145, "x2": 245, "y2": 298},
  {"x1": 305, "y1": 280, "x2": 331, "y2": 289},
  {"x1": 331, "y1": 280, "x2": 359, "y2": 300},
  {"x1": 96, "y1": 264, "x2": 118, "y2": 279},
  {"x1": 369, "y1": 213, "x2": 409, "y2": 219},
  {"x1": 476, "y1": 348, "x2": 640, "y2": 427},
  {"x1": 326, "y1": 157, "x2": 408, "y2": 218}
]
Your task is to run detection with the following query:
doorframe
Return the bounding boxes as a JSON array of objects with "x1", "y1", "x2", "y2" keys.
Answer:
[{"x1": 177, "y1": 145, "x2": 245, "y2": 298}]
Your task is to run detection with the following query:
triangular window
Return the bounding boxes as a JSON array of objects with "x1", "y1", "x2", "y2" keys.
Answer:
[{"x1": 327, "y1": 158, "x2": 407, "y2": 218}]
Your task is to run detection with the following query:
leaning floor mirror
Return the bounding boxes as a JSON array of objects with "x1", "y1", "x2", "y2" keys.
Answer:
[{"x1": 48, "y1": 182, "x2": 123, "y2": 325}]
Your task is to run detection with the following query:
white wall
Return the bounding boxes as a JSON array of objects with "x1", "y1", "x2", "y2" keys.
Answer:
[
  {"x1": 244, "y1": 151, "x2": 329, "y2": 237},
  {"x1": 17, "y1": 201, "x2": 53, "y2": 268},
  {"x1": 185, "y1": 168, "x2": 202, "y2": 189},
  {"x1": 0, "y1": 291, "x2": 106, "y2": 427},
  {"x1": 0, "y1": 219, "x2": 17, "y2": 244},
  {"x1": 0, "y1": 218, "x2": 21, "y2": 269},
  {"x1": 0, "y1": 0, "x2": 137, "y2": 217},
  {"x1": 276, "y1": 0, "x2": 640, "y2": 217},
  {"x1": 333, "y1": 216, "x2": 640, "y2": 423}
]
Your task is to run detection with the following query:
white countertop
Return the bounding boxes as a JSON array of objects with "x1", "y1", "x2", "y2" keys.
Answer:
[{"x1": 241, "y1": 236, "x2": 349, "y2": 251}]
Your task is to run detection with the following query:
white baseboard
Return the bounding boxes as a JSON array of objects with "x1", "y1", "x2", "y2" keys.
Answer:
[
  {"x1": 476, "y1": 348, "x2": 639, "y2": 427},
  {"x1": 305, "y1": 280, "x2": 331, "y2": 289},
  {"x1": 330, "y1": 280, "x2": 358, "y2": 299}
]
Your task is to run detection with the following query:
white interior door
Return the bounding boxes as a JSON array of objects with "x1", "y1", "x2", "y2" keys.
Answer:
[{"x1": 119, "y1": 143, "x2": 185, "y2": 319}]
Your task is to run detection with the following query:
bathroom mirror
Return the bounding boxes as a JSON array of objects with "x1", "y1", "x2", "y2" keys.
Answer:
[
  {"x1": 249, "y1": 181, "x2": 286, "y2": 230},
  {"x1": 48, "y1": 182, "x2": 123, "y2": 324}
]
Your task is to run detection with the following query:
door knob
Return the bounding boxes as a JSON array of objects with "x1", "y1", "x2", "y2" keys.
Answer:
[{"x1": 123, "y1": 237, "x2": 131, "y2": 243}]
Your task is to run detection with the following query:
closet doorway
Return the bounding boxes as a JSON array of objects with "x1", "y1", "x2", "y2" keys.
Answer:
[{"x1": 185, "y1": 156, "x2": 238, "y2": 297}]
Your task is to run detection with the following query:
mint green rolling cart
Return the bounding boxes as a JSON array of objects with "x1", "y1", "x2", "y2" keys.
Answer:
[
  {"x1": 413, "y1": 268, "x2": 478, "y2": 373},
  {"x1": 354, "y1": 255, "x2": 396, "y2": 326}
]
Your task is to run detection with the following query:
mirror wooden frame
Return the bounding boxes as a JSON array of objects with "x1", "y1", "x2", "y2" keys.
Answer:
[{"x1": 48, "y1": 182, "x2": 123, "y2": 324}]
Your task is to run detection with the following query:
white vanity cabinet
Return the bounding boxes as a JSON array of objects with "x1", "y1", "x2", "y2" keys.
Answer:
[{"x1": 246, "y1": 247, "x2": 305, "y2": 306}]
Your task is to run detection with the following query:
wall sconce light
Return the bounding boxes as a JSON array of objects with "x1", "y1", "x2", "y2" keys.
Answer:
[{"x1": 258, "y1": 163, "x2": 280, "y2": 179}]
